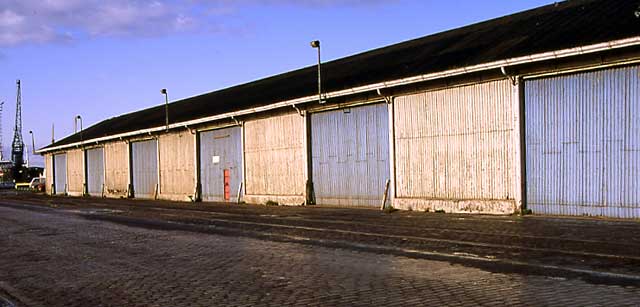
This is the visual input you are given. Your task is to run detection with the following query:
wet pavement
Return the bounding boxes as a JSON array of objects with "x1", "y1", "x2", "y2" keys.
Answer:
[{"x1": 0, "y1": 192, "x2": 639, "y2": 306}]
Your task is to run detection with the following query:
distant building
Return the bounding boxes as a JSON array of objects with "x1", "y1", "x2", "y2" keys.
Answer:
[{"x1": 38, "y1": 0, "x2": 640, "y2": 218}]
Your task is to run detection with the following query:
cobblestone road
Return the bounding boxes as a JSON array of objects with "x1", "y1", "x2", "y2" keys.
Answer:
[{"x1": 1, "y1": 205, "x2": 639, "y2": 306}]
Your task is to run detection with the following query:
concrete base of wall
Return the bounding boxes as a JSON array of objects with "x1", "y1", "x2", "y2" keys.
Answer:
[
  {"x1": 315, "y1": 196, "x2": 380, "y2": 207},
  {"x1": 67, "y1": 191, "x2": 83, "y2": 197},
  {"x1": 393, "y1": 198, "x2": 517, "y2": 215},
  {"x1": 202, "y1": 196, "x2": 244, "y2": 204},
  {"x1": 244, "y1": 195, "x2": 305, "y2": 206},
  {"x1": 158, "y1": 193, "x2": 196, "y2": 202},
  {"x1": 105, "y1": 189, "x2": 128, "y2": 199}
]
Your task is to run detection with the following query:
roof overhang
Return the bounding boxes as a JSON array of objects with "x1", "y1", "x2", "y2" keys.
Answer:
[{"x1": 37, "y1": 36, "x2": 640, "y2": 154}]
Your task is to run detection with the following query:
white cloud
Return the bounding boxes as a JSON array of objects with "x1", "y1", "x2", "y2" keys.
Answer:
[
  {"x1": 0, "y1": 0, "x2": 396, "y2": 47},
  {"x1": 0, "y1": 8, "x2": 68, "y2": 46},
  {"x1": 0, "y1": 0, "x2": 200, "y2": 46}
]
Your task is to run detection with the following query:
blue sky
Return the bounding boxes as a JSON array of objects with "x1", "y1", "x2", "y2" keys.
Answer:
[{"x1": 0, "y1": 0, "x2": 554, "y2": 166}]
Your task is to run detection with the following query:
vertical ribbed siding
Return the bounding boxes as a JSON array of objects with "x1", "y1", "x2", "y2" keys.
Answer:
[
  {"x1": 394, "y1": 80, "x2": 515, "y2": 200},
  {"x1": 244, "y1": 113, "x2": 305, "y2": 196},
  {"x1": 131, "y1": 139, "x2": 158, "y2": 199},
  {"x1": 525, "y1": 65, "x2": 640, "y2": 218},
  {"x1": 45, "y1": 154, "x2": 53, "y2": 194},
  {"x1": 53, "y1": 153, "x2": 67, "y2": 195},
  {"x1": 311, "y1": 103, "x2": 390, "y2": 207},
  {"x1": 66, "y1": 149, "x2": 84, "y2": 195},
  {"x1": 104, "y1": 141, "x2": 129, "y2": 196},
  {"x1": 200, "y1": 126, "x2": 243, "y2": 202},
  {"x1": 86, "y1": 147, "x2": 105, "y2": 196},
  {"x1": 158, "y1": 130, "x2": 195, "y2": 200}
]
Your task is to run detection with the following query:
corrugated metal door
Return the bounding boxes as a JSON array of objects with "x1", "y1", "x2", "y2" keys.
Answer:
[
  {"x1": 394, "y1": 80, "x2": 515, "y2": 201},
  {"x1": 311, "y1": 103, "x2": 390, "y2": 206},
  {"x1": 53, "y1": 153, "x2": 67, "y2": 195},
  {"x1": 131, "y1": 139, "x2": 158, "y2": 199},
  {"x1": 86, "y1": 147, "x2": 105, "y2": 196},
  {"x1": 104, "y1": 142, "x2": 129, "y2": 197},
  {"x1": 199, "y1": 127, "x2": 243, "y2": 202},
  {"x1": 525, "y1": 65, "x2": 640, "y2": 218}
]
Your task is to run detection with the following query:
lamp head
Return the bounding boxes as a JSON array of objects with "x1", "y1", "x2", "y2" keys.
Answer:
[
  {"x1": 310, "y1": 40, "x2": 320, "y2": 48},
  {"x1": 161, "y1": 88, "x2": 167, "y2": 95}
]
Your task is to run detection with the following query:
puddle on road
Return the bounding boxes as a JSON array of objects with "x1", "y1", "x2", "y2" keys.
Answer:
[
  {"x1": 0, "y1": 296, "x2": 16, "y2": 307},
  {"x1": 258, "y1": 214, "x2": 305, "y2": 219},
  {"x1": 63, "y1": 208, "x2": 124, "y2": 215},
  {"x1": 260, "y1": 214, "x2": 280, "y2": 218},
  {"x1": 453, "y1": 252, "x2": 481, "y2": 258}
]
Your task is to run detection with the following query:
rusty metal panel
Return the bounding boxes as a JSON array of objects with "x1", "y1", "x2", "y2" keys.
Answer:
[
  {"x1": 86, "y1": 147, "x2": 104, "y2": 196},
  {"x1": 66, "y1": 149, "x2": 84, "y2": 195},
  {"x1": 311, "y1": 103, "x2": 390, "y2": 207},
  {"x1": 44, "y1": 154, "x2": 53, "y2": 194},
  {"x1": 53, "y1": 153, "x2": 67, "y2": 195},
  {"x1": 104, "y1": 141, "x2": 129, "y2": 197},
  {"x1": 158, "y1": 130, "x2": 195, "y2": 200},
  {"x1": 131, "y1": 139, "x2": 158, "y2": 199},
  {"x1": 244, "y1": 113, "x2": 305, "y2": 196},
  {"x1": 525, "y1": 65, "x2": 640, "y2": 218},
  {"x1": 394, "y1": 80, "x2": 515, "y2": 201},
  {"x1": 200, "y1": 126, "x2": 242, "y2": 202}
]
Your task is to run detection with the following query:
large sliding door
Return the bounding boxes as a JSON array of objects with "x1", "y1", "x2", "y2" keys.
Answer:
[
  {"x1": 131, "y1": 140, "x2": 158, "y2": 199},
  {"x1": 86, "y1": 147, "x2": 105, "y2": 196},
  {"x1": 311, "y1": 103, "x2": 390, "y2": 207},
  {"x1": 525, "y1": 65, "x2": 640, "y2": 218},
  {"x1": 199, "y1": 127, "x2": 243, "y2": 202},
  {"x1": 53, "y1": 153, "x2": 67, "y2": 195}
]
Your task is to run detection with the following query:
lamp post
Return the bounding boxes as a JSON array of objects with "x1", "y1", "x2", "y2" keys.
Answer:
[
  {"x1": 161, "y1": 89, "x2": 169, "y2": 131},
  {"x1": 24, "y1": 144, "x2": 29, "y2": 168},
  {"x1": 28, "y1": 130, "x2": 35, "y2": 169},
  {"x1": 75, "y1": 115, "x2": 83, "y2": 143},
  {"x1": 310, "y1": 40, "x2": 324, "y2": 104},
  {"x1": 28, "y1": 131, "x2": 35, "y2": 155}
]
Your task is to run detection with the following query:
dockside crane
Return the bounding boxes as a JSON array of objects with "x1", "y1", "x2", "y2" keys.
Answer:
[
  {"x1": 11, "y1": 80, "x2": 24, "y2": 180},
  {"x1": 0, "y1": 101, "x2": 4, "y2": 161}
]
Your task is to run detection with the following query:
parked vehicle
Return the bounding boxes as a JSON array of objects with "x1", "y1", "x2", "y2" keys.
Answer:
[
  {"x1": 29, "y1": 177, "x2": 46, "y2": 192},
  {"x1": 15, "y1": 182, "x2": 30, "y2": 190}
]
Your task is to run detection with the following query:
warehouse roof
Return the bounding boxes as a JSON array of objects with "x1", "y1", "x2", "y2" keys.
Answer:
[{"x1": 42, "y1": 0, "x2": 640, "y2": 151}]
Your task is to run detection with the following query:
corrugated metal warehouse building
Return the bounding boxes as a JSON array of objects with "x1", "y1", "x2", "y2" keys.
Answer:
[{"x1": 38, "y1": 0, "x2": 640, "y2": 218}]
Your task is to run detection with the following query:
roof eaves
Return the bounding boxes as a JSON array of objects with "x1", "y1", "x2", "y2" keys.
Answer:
[{"x1": 37, "y1": 34, "x2": 640, "y2": 154}]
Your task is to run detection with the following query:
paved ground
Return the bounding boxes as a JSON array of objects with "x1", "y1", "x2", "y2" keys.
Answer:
[{"x1": 1, "y1": 192, "x2": 640, "y2": 306}]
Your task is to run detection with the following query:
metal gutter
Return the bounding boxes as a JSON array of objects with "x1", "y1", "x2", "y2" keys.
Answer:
[
  {"x1": 522, "y1": 58, "x2": 640, "y2": 80},
  {"x1": 37, "y1": 36, "x2": 640, "y2": 154}
]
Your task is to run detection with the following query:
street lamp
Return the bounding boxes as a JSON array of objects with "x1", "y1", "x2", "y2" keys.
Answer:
[
  {"x1": 310, "y1": 40, "x2": 324, "y2": 104},
  {"x1": 161, "y1": 88, "x2": 169, "y2": 132},
  {"x1": 28, "y1": 131, "x2": 35, "y2": 155},
  {"x1": 75, "y1": 115, "x2": 83, "y2": 143}
]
